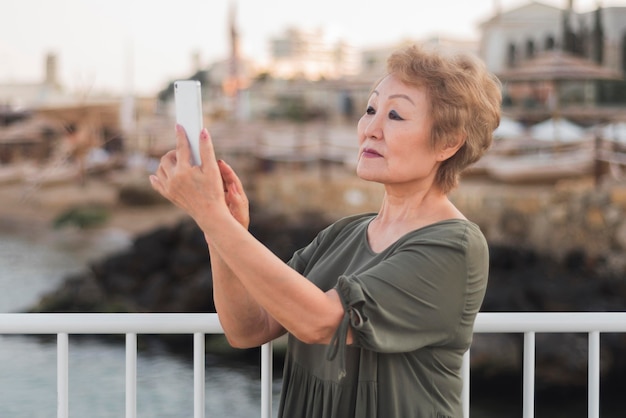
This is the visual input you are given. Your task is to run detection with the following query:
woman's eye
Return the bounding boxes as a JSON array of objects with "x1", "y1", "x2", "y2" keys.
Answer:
[
  {"x1": 389, "y1": 110, "x2": 404, "y2": 120},
  {"x1": 365, "y1": 106, "x2": 376, "y2": 115}
]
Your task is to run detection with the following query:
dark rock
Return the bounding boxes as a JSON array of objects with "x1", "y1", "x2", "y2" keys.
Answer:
[
  {"x1": 28, "y1": 204, "x2": 626, "y2": 394},
  {"x1": 474, "y1": 243, "x2": 626, "y2": 390},
  {"x1": 118, "y1": 182, "x2": 168, "y2": 206}
]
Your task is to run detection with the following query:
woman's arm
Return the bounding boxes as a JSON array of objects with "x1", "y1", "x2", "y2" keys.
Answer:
[
  {"x1": 208, "y1": 161, "x2": 285, "y2": 347},
  {"x1": 209, "y1": 244, "x2": 286, "y2": 347},
  {"x1": 150, "y1": 128, "x2": 348, "y2": 345},
  {"x1": 203, "y1": 215, "x2": 346, "y2": 345}
]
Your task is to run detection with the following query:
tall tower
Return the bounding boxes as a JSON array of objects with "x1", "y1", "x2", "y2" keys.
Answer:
[
  {"x1": 45, "y1": 53, "x2": 59, "y2": 87},
  {"x1": 225, "y1": 0, "x2": 240, "y2": 93},
  {"x1": 562, "y1": 0, "x2": 578, "y2": 54},
  {"x1": 224, "y1": 0, "x2": 241, "y2": 118},
  {"x1": 493, "y1": 0, "x2": 502, "y2": 16}
]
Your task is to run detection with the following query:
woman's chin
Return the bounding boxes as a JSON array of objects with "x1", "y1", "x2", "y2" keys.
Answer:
[{"x1": 356, "y1": 166, "x2": 380, "y2": 183}]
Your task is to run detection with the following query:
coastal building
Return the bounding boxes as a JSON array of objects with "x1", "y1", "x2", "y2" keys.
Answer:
[
  {"x1": 480, "y1": 1, "x2": 626, "y2": 76},
  {"x1": 0, "y1": 53, "x2": 128, "y2": 165},
  {"x1": 477, "y1": 0, "x2": 626, "y2": 125},
  {"x1": 267, "y1": 27, "x2": 360, "y2": 81},
  {"x1": 359, "y1": 36, "x2": 479, "y2": 80},
  {"x1": 0, "y1": 53, "x2": 70, "y2": 110}
]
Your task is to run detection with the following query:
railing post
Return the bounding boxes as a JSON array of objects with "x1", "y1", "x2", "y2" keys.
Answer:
[
  {"x1": 523, "y1": 332, "x2": 535, "y2": 418},
  {"x1": 57, "y1": 333, "x2": 69, "y2": 418},
  {"x1": 588, "y1": 331, "x2": 600, "y2": 418},
  {"x1": 194, "y1": 332, "x2": 205, "y2": 418},
  {"x1": 125, "y1": 333, "x2": 137, "y2": 418},
  {"x1": 462, "y1": 350, "x2": 470, "y2": 418},
  {"x1": 261, "y1": 341, "x2": 273, "y2": 418}
]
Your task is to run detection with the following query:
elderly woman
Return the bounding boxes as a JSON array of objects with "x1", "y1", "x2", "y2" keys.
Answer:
[{"x1": 150, "y1": 44, "x2": 501, "y2": 418}]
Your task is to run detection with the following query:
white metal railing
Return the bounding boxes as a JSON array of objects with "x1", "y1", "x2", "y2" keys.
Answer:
[
  {"x1": 0, "y1": 313, "x2": 272, "y2": 418},
  {"x1": 2, "y1": 312, "x2": 626, "y2": 418},
  {"x1": 466, "y1": 312, "x2": 626, "y2": 418}
]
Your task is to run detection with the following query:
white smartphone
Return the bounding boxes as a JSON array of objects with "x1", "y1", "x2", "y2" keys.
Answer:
[{"x1": 174, "y1": 80, "x2": 203, "y2": 165}]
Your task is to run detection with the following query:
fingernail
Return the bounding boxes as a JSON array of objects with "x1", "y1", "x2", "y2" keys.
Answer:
[{"x1": 200, "y1": 128, "x2": 209, "y2": 140}]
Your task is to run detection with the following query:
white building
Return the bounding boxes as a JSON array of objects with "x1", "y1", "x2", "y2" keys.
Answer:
[
  {"x1": 268, "y1": 27, "x2": 360, "y2": 80},
  {"x1": 360, "y1": 36, "x2": 479, "y2": 80},
  {"x1": 0, "y1": 54, "x2": 71, "y2": 110},
  {"x1": 479, "y1": 1, "x2": 626, "y2": 76}
]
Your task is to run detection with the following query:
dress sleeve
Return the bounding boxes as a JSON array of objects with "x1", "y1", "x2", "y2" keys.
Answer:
[
  {"x1": 286, "y1": 229, "x2": 324, "y2": 274},
  {"x1": 333, "y1": 237, "x2": 476, "y2": 353}
]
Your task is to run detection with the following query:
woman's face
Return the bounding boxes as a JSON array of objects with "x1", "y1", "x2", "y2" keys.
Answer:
[{"x1": 356, "y1": 74, "x2": 442, "y2": 188}]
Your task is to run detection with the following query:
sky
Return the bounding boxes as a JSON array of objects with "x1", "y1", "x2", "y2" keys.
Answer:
[{"x1": 0, "y1": 0, "x2": 622, "y2": 96}]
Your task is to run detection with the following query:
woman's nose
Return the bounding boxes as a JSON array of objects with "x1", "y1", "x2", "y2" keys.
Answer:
[{"x1": 362, "y1": 115, "x2": 382, "y2": 140}]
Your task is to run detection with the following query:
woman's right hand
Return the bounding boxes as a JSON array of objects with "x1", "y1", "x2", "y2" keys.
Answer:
[{"x1": 217, "y1": 160, "x2": 250, "y2": 229}]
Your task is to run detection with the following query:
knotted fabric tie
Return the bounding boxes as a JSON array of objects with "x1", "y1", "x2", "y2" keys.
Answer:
[{"x1": 326, "y1": 309, "x2": 350, "y2": 380}]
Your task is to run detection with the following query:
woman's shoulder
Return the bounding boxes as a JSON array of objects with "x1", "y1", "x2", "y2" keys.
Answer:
[
  {"x1": 397, "y1": 218, "x2": 486, "y2": 250},
  {"x1": 333, "y1": 212, "x2": 377, "y2": 228}
]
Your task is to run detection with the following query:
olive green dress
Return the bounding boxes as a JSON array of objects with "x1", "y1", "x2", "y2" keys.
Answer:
[{"x1": 278, "y1": 213, "x2": 489, "y2": 418}]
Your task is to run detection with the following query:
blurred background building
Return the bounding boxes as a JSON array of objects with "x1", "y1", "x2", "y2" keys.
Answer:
[{"x1": 1, "y1": 0, "x2": 625, "y2": 171}]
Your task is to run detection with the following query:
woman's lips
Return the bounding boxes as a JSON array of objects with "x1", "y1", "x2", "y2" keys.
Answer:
[{"x1": 361, "y1": 148, "x2": 382, "y2": 158}]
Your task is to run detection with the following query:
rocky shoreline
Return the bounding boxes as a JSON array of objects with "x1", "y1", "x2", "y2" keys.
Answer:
[{"x1": 23, "y1": 202, "x2": 626, "y2": 394}]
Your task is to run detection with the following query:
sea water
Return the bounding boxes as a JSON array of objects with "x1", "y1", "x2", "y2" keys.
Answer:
[{"x1": 0, "y1": 231, "x2": 280, "y2": 418}]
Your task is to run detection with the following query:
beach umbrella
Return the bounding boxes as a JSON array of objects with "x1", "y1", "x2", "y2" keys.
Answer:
[
  {"x1": 529, "y1": 117, "x2": 586, "y2": 142},
  {"x1": 493, "y1": 116, "x2": 525, "y2": 139},
  {"x1": 601, "y1": 121, "x2": 626, "y2": 143}
]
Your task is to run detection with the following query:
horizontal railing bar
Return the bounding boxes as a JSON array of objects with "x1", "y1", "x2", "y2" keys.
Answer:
[
  {"x1": 3, "y1": 312, "x2": 626, "y2": 335},
  {"x1": 0, "y1": 313, "x2": 223, "y2": 334},
  {"x1": 474, "y1": 312, "x2": 626, "y2": 333}
]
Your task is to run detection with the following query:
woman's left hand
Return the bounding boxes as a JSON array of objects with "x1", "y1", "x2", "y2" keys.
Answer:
[{"x1": 149, "y1": 125, "x2": 228, "y2": 229}]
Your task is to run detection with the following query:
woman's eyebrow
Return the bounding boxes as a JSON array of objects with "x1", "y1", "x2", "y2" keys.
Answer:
[
  {"x1": 389, "y1": 94, "x2": 415, "y2": 105},
  {"x1": 370, "y1": 90, "x2": 414, "y2": 105}
]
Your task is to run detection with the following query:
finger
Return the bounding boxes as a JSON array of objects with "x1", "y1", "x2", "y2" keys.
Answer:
[
  {"x1": 175, "y1": 124, "x2": 192, "y2": 166},
  {"x1": 157, "y1": 150, "x2": 177, "y2": 179},
  {"x1": 221, "y1": 169, "x2": 228, "y2": 193},
  {"x1": 199, "y1": 128, "x2": 218, "y2": 170},
  {"x1": 149, "y1": 174, "x2": 164, "y2": 194},
  {"x1": 163, "y1": 149, "x2": 177, "y2": 163},
  {"x1": 218, "y1": 160, "x2": 245, "y2": 196}
]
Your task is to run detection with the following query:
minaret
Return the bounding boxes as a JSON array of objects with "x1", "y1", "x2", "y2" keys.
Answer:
[
  {"x1": 225, "y1": 0, "x2": 241, "y2": 117},
  {"x1": 229, "y1": 1, "x2": 240, "y2": 70},
  {"x1": 227, "y1": 0, "x2": 240, "y2": 91}
]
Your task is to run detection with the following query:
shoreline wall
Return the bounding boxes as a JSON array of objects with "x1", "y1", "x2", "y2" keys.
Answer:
[{"x1": 253, "y1": 170, "x2": 626, "y2": 276}]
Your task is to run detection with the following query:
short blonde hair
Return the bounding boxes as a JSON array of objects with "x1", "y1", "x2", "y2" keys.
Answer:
[{"x1": 386, "y1": 44, "x2": 502, "y2": 193}]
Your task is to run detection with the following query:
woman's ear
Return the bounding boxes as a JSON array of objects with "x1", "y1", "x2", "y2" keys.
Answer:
[{"x1": 437, "y1": 134, "x2": 465, "y2": 162}]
